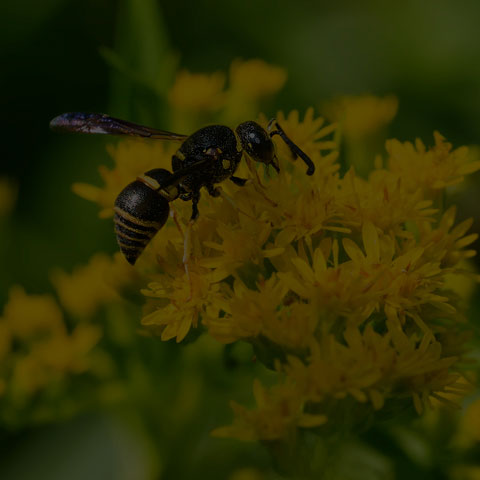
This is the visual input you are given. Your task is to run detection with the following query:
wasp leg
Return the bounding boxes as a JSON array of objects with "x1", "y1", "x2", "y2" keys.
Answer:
[
  {"x1": 241, "y1": 157, "x2": 278, "y2": 208},
  {"x1": 245, "y1": 156, "x2": 267, "y2": 189},
  {"x1": 190, "y1": 190, "x2": 201, "y2": 221},
  {"x1": 213, "y1": 186, "x2": 257, "y2": 221},
  {"x1": 267, "y1": 119, "x2": 315, "y2": 176},
  {"x1": 167, "y1": 205, "x2": 193, "y2": 300},
  {"x1": 206, "y1": 184, "x2": 221, "y2": 197},
  {"x1": 169, "y1": 205, "x2": 184, "y2": 236},
  {"x1": 171, "y1": 205, "x2": 191, "y2": 295},
  {"x1": 180, "y1": 191, "x2": 193, "y2": 201},
  {"x1": 230, "y1": 176, "x2": 249, "y2": 187}
]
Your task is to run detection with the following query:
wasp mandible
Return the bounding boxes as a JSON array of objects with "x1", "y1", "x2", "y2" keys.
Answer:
[{"x1": 50, "y1": 112, "x2": 315, "y2": 265}]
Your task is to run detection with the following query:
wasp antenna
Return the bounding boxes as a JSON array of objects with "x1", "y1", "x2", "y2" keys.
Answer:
[{"x1": 268, "y1": 120, "x2": 315, "y2": 176}]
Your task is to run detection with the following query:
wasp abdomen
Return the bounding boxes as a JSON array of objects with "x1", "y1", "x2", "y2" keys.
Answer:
[{"x1": 114, "y1": 176, "x2": 170, "y2": 265}]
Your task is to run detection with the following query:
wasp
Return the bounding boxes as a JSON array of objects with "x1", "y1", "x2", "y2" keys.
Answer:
[{"x1": 50, "y1": 112, "x2": 315, "y2": 265}]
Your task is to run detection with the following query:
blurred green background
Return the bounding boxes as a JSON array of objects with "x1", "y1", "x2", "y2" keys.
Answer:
[{"x1": 1, "y1": 0, "x2": 480, "y2": 478}]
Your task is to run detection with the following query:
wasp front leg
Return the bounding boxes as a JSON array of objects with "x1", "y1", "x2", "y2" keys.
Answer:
[{"x1": 267, "y1": 119, "x2": 315, "y2": 176}]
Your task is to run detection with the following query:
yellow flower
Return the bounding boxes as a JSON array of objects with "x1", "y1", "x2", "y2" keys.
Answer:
[
  {"x1": 142, "y1": 267, "x2": 229, "y2": 342},
  {"x1": 325, "y1": 94, "x2": 398, "y2": 139},
  {"x1": 212, "y1": 379, "x2": 327, "y2": 442},
  {"x1": 337, "y1": 167, "x2": 437, "y2": 233},
  {"x1": 199, "y1": 217, "x2": 284, "y2": 275},
  {"x1": 229, "y1": 58, "x2": 287, "y2": 99},
  {"x1": 11, "y1": 324, "x2": 100, "y2": 397},
  {"x1": 222, "y1": 59, "x2": 287, "y2": 123},
  {"x1": 168, "y1": 69, "x2": 226, "y2": 112},
  {"x1": 51, "y1": 253, "x2": 138, "y2": 317},
  {"x1": 205, "y1": 276, "x2": 284, "y2": 343},
  {"x1": 386, "y1": 131, "x2": 480, "y2": 193},
  {"x1": 2, "y1": 286, "x2": 64, "y2": 339}
]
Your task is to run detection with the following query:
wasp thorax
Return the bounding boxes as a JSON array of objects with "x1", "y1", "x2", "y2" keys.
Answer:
[{"x1": 235, "y1": 121, "x2": 278, "y2": 171}]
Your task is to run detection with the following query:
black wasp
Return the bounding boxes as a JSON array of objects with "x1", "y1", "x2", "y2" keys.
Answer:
[{"x1": 50, "y1": 112, "x2": 315, "y2": 265}]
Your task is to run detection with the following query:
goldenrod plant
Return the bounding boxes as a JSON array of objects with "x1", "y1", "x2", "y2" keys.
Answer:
[
  {"x1": 70, "y1": 60, "x2": 480, "y2": 476},
  {"x1": 2, "y1": 57, "x2": 480, "y2": 478}
]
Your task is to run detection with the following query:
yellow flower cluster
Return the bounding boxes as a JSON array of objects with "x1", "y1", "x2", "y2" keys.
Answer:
[
  {"x1": 386, "y1": 131, "x2": 480, "y2": 191},
  {"x1": 73, "y1": 60, "x2": 479, "y2": 444},
  {"x1": 167, "y1": 58, "x2": 286, "y2": 132},
  {"x1": 208, "y1": 128, "x2": 478, "y2": 440},
  {"x1": 0, "y1": 247, "x2": 143, "y2": 425},
  {"x1": 0, "y1": 287, "x2": 101, "y2": 421}
]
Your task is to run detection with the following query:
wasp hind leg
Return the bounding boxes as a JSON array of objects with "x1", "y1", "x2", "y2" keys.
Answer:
[
  {"x1": 206, "y1": 184, "x2": 221, "y2": 197},
  {"x1": 170, "y1": 188, "x2": 201, "y2": 301},
  {"x1": 180, "y1": 188, "x2": 201, "y2": 300},
  {"x1": 236, "y1": 159, "x2": 278, "y2": 208},
  {"x1": 230, "y1": 176, "x2": 249, "y2": 187},
  {"x1": 190, "y1": 190, "x2": 201, "y2": 221},
  {"x1": 179, "y1": 191, "x2": 192, "y2": 202},
  {"x1": 167, "y1": 205, "x2": 193, "y2": 300}
]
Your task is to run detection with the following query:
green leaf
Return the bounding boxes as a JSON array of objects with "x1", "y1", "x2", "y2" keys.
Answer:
[{"x1": 108, "y1": 0, "x2": 177, "y2": 124}]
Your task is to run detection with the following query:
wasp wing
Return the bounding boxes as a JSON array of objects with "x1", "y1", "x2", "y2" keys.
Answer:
[
  {"x1": 159, "y1": 158, "x2": 211, "y2": 189},
  {"x1": 50, "y1": 112, "x2": 188, "y2": 141}
]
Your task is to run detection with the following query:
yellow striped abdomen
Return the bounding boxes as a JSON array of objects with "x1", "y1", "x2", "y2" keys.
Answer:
[{"x1": 114, "y1": 177, "x2": 170, "y2": 265}]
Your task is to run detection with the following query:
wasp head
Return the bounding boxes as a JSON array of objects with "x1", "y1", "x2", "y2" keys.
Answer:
[{"x1": 235, "y1": 121, "x2": 279, "y2": 172}]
